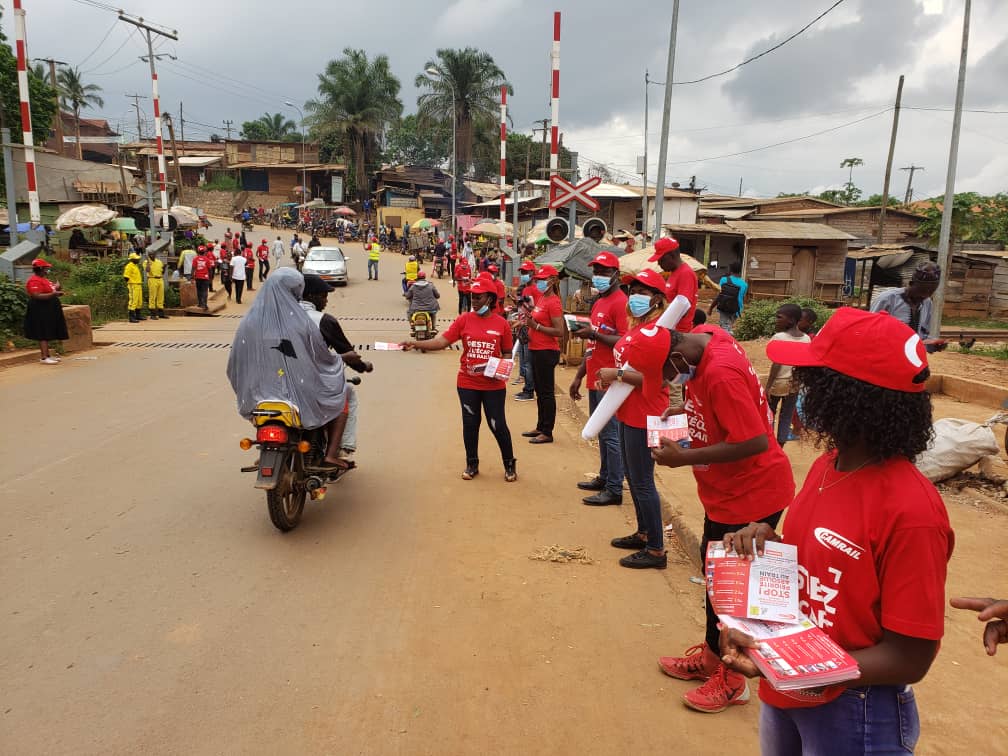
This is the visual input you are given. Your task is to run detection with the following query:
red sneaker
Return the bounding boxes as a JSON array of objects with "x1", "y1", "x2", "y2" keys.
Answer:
[
  {"x1": 682, "y1": 664, "x2": 751, "y2": 713},
  {"x1": 657, "y1": 643, "x2": 720, "y2": 681}
]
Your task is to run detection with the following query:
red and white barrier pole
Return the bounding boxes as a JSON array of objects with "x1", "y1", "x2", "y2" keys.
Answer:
[
  {"x1": 549, "y1": 10, "x2": 560, "y2": 217},
  {"x1": 12, "y1": 0, "x2": 40, "y2": 224},
  {"x1": 499, "y1": 85, "x2": 507, "y2": 235},
  {"x1": 149, "y1": 63, "x2": 169, "y2": 211}
]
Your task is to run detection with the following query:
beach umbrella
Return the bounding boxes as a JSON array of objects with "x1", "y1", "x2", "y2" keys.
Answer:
[
  {"x1": 333, "y1": 206, "x2": 356, "y2": 216},
  {"x1": 469, "y1": 220, "x2": 513, "y2": 237},
  {"x1": 412, "y1": 218, "x2": 433, "y2": 230},
  {"x1": 55, "y1": 204, "x2": 118, "y2": 230}
]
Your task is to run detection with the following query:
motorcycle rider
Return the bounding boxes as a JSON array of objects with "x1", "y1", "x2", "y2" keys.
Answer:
[
  {"x1": 405, "y1": 270, "x2": 441, "y2": 330},
  {"x1": 403, "y1": 255, "x2": 420, "y2": 294},
  {"x1": 300, "y1": 274, "x2": 371, "y2": 466}
]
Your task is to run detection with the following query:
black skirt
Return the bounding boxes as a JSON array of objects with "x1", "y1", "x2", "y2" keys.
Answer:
[{"x1": 24, "y1": 297, "x2": 69, "y2": 341}]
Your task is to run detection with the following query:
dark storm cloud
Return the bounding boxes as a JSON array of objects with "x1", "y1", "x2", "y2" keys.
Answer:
[{"x1": 721, "y1": 0, "x2": 942, "y2": 117}]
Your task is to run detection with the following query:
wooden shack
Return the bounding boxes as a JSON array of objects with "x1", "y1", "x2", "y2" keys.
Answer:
[{"x1": 751, "y1": 206, "x2": 926, "y2": 247}]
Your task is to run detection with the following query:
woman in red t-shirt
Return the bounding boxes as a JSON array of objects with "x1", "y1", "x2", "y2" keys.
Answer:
[
  {"x1": 402, "y1": 278, "x2": 516, "y2": 482},
  {"x1": 524, "y1": 264, "x2": 564, "y2": 444},
  {"x1": 454, "y1": 257, "x2": 472, "y2": 314},
  {"x1": 721, "y1": 308, "x2": 953, "y2": 753},
  {"x1": 595, "y1": 269, "x2": 670, "y2": 570},
  {"x1": 23, "y1": 258, "x2": 68, "y2": 364}
]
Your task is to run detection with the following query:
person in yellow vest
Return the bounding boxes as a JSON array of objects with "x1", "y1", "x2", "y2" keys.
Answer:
[
  {"x1": 145, "y1": 247, "x2": 169, "y2": 320},
  {"x1": 366, "y1": 237, "x2": 381, "y2": 280},
  {"x1": 403, "y1": 255, "x2": 419, "y2": 294},
  {"x1": 124, "y1": 252, "x2": 145, "y2": 323}
]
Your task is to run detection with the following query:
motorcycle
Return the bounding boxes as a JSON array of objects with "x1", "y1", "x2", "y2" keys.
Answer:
[
  {"x1": 239, "y1": 376, "x2": 362, "y2": 532},
  {"x1": 409, "y1": 311, "x2": 437, "y2": 342},
  {"x1": 434, "y1": 255, "x2": 445, "y2": 278}
]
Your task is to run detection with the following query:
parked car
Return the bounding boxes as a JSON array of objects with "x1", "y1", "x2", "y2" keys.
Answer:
[{"x1": 301, "y1": 246, "x2": 348, "y2": 285}]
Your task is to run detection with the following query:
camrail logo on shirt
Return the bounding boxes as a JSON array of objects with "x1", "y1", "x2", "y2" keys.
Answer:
[{"x1": 813, "y1": 527, "x2": 863, "y2": 560}]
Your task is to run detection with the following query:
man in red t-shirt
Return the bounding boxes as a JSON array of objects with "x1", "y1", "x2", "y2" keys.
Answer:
[
  {"x1": 256, "y1": 239, "x2": 271, "y2": 282},
  {"x1": 651, "y1": 323, "x2": 795, "y2": 712},
  {"x1": 567, "y1": 251, "x2": 629, "y2": 505},
  {"x1": 192, "y1": 247, "x2": 214, "y2": 310},
  {"x1": 243, "y1": 245, "x2": 256, "y2": 291},
  {"x1": 648, "y1": 236, "x2": 697, "y2": 332}
]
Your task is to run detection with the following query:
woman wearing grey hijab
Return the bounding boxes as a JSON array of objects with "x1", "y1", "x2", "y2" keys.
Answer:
[{"x1": 227, "y1": 267, "x2": 350, "y2": 468}]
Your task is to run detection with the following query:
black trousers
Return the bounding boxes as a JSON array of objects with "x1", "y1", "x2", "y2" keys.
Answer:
[
  {"x1": 259, "y1": 259, "x2": 270, "y2": 281},
  {"x1": 458, "y1": 291, "x2": 471, "y2": 314},
  {"x1": 195, "y1": 278, "x2": 210, "y2": 308},
  {"x1": 701, "y1": 510, "x2": 784, "y2": 653},
  {"x1": 245, "y1": 267, "x2": 255, "y2": 290},
  {"x1": 233, "y1": 280, "x2": 245, "y2": 303},
  {"x1": 457, "y1": 388, "x2": 513, "y2": 464},
  {"x1": 530, "y1": 349, "x2": 560, "y2": 436}
]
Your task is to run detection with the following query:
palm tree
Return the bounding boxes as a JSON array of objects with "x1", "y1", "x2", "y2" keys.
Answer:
[
  {"x1": 305, "y1": 48, "x2": 402, "y2": 202},
  {"x1": 840, "y1": 157, "x2": 864, "y2": 186},
  {"x1": 56, "y1": 65, "x2": 104, "y2": 160},
  {"x1": 415, "y1": 49, "x2": 512, "y2": 177},
  {"x1": 245, "y1": 112, "x2": 298, "y2": 141}
]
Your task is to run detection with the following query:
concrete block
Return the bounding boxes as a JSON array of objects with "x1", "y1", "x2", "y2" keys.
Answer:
[{"x1": 61, "y1": 305, "x2": 93, "y2": 353}]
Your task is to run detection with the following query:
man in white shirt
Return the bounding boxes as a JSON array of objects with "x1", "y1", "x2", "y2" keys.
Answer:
[
  {"x1": 229, "y1": 251, "x2": 247, "y2": 303},
  {"x1": 272, "y1": 236, "x2": 285, "y2": 264}
]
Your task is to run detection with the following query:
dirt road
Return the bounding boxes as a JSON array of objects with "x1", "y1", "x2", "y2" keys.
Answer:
[{"x1": 1, "y1": 228, "x2": 1005, "y2": 754}]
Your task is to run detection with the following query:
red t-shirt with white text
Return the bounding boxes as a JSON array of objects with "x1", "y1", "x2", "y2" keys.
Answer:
[
  {"x1": 665, "y1": 262, "x2": 698, "y2": 332},
  {"x1": 193, "y1": 255, "x2": 213, "y2": 280},
  {"x1": 25, "y1": 274, "x2": 55, "y2": 295},
  {"x1": 586, "y1": 289, "x2": 629, "y2": 390},
  {"x1": 257, "y1": 244, "x2": 269, "y2": 261},
  {"x1": 528, "y1": 294, "x2": 562, "y2": 350},
  {"x1": 612, "y1": 323, "x2": 671, "y2": 428},
  {"x1": 442, "y1": 311, "x2": 514, "y2": 391},
  {"x1": 760, "y1": 452, "x2": 953, "y2": 709},
  {"x1": 683, "y1": 325, "x2": 794, "y2": 522},
  {"x1": 454, "y1": 262, "x2": 472, "y2": 293}
]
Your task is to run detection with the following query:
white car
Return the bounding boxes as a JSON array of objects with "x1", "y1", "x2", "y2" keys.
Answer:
[{"x1": 301, "y1": 246, "x2": 348, "y2": 285}]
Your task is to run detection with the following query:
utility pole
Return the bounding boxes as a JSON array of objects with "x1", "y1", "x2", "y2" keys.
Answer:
[
  {"x1": 125, "y1": 93, "x2": 147, "y2": 140},
  {"x1": 118, "y1": 12, "x2": 178, "y2": 215},
  {"x1": 642, "y1": 70, "x2": 650, "y2": 237},
  {"x1": 34, "y1": 58, "x2": 67, "y2": 156},
  {"x1": 900, "y1": 165, "x2": 924, "y2": 205},
  {"x1": 179, "y1": 101, "x2": 184, "y2": 142},
  {"x1": 738, "y1": 177, "x2": 743, "y2": 197},
  {"x1": 2, "y1": 127, "x2": 20, "y2": 245},
  {"x1": 222, "y1": 120, "x2": 235, "y2": 139},
  {"x1": 652, "y1": 0, "x2": 680, "y2": 240},
  {"x1": 931, "y1": 0, "x2": 971, "y2": 338},
  {"x1": 164, "y1": 112, "x2": 184, "y2": 205},
  {"x1": 532, "y1": 118, "x2": 549, "y2": 178},
  {"x1": 877, "y1": 74, "x2": 904, "y2": 244}
]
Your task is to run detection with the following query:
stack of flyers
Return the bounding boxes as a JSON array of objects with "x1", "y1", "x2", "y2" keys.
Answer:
[
  {"x1": 374, "y1": 342, "x2": 404, "y2": 351},
  {"x1": 646, "y1": 415, "x2": 690, "y2": 448},
  {"x1": 483, "y1": 356, "x2": 515, "y2": 380},
  {"x1": 705, "y1": 541, "x2": 800, "y2": 623},
  {"x1": 718, "y1": 614, "x2": 860, "y2": 691},
  {"x1": 563, "y1": 313, "x2": 592, "y2": 334}
]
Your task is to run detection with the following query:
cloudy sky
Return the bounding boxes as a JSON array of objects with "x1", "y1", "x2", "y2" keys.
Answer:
[{"x1": 19, "y1": 0, "x2": 1008, "y2": 199}]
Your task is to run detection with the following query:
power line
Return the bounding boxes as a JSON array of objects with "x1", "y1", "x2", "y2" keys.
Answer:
[
  {"x1": 663, "y1": 108, "x2": 891, "y2": 166},
  {"x1": 83, "y1": 27, "x2": 137, "y2": 74},
  {"x1": 904, "y1": 106, "x2": 1008, "y2": 115},
  {"x1": 673, "y1": 0, "x2": 848, "y2": 85},
  {"x1": 75, "y1": 18, "x2": 119, "y2": 67}
]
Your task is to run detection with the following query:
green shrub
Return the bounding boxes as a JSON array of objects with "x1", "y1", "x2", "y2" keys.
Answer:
[
  {"x1": 174, "y1": 233, "x2": 209, "y2": 252},
  {"x1": 203, "y1": 175, "x2": 241, "y2": 192},
  {"x1": 732, "y1": 297, "x2": 836, "y2": 341},
  {"x1": 0, "y1": 275, "x2": 28, "y2": 336}
]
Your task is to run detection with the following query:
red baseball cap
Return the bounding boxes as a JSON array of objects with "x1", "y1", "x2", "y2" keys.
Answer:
[
  {"x1": 766, "y1": 307, "x2": 930, "y2": 393},
  {"x1": 519, "y1": 260, "x2": 536, "y2": 272},
  {"x1": 534, "y1": 264, "x2": 559, "y2": 280},
  {"x1": 477, "y1": 270, "x2": 493, "y2": 281},
  {"x1": 487, "y1": 264, "x2": 499, "y2": 273},
  {"x1": 197, "y1": 245, "x2": 206, "y2": 252},
  {"x1": 589, "y1": 251, "x2": 620, "y2": 269},
  {"x1": 469, "y1": 278, "x2": 496, "y2": 295},
  {"x1": 621, "y1": 268, "x2": 668, "y2": 294},
  {"x1": 417, "y1": 271, "x2": 426, "y2": 279},
  {"x1": 31, "y1": 258, "x2": 52, "y2": 268},
  {"x1": 647, "y1": 236, "x2": 680, "y2": 262}
]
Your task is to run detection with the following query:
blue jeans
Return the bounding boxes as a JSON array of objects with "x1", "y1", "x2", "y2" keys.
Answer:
[
  {"x1": 367, "y1": 259, "x2": 378, "y2": 279},
  {"x1": 514, "y1": 339, "x2": 533, "y2": 393},
  {"x1": 768, "y1": 392, "x2": 799, "y2": 446},
  {"x1": 760, "y1": 685, "x2": 920, "y2": 755},
  {"x1": 589, "y1": 389, "x2": 623, "y2": 495},
  {"x1": 618, "y1": 422, "x2": 663, "y2": 551}
]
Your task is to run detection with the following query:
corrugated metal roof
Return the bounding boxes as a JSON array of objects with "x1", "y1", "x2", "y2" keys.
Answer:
[
  {"x1": 698, "y1": 208, "x2": 753, "y2": 219},
  {"x1": 171, "y1": 156, "x2": 222, "y2": 167},
  {"x1": 753, "y1": 206, "x2": 926, "y2": 221},
  {"x1": 464, "y1": 180, "x2": 512, "y2": 198},
  {"x1": 724, "y1": 221, "x2": 854, "y2": 240},
  {"x1": 227, "y1": 162, "x2": 346, "y2": 170},
  {"x1": 526, "y1": 179, "x2": 694, "y2": 200}
]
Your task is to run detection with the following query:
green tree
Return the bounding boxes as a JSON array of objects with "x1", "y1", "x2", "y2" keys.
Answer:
[
  {"x1": 471, "y1": 131, "x2": 575, "y2": 185},
  {"x1": 55, "y1": 65, "x2": 104, "y2": 160},
  {"x1": 916, "y1": 192, "x2": 1008, "y2": 246},
  {"x1": 415, "y1": 48, "x2": 512, "y2": 177},
  {"x1": 0, "y1": 10, "x2": 57, "y2": 149},
  {"x1": 240, "y1": 112, "x2": 299, "y2": 142},
  {"x1": 839, "y1": 157, "x2": 864, "y2": 205},
  {"x1": 305, "y1": 48, "x2": 402, "y2": 202},
  {"x1": 383, "y1": 114, "x2": 450, "y2": 167}
]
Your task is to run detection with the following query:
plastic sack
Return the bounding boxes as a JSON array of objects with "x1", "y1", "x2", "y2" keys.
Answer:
[
  {"x1": 915, "y1": 418, "x2": 1001, "y2": 482},
  {"x1": 581, "y1": 364, "x2": 637, "y2": 440}
]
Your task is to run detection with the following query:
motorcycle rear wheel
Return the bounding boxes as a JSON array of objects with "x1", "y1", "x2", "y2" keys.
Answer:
[{"x1": 266, "y1": 451, "x2": 306, "y2": 532}]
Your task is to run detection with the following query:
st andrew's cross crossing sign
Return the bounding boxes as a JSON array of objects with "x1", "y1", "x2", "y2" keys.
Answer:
[{"x1": 549, "y1": 175, "x2": 601, "y2": 212}]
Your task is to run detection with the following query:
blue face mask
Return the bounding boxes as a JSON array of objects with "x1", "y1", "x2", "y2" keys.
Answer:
[
  {"x1": 535, "y1": 280, "x2": 549, "y2": 293},
  {"x1": 475, "y1": 304, "x2": 490, "y2": 316},
  {"x1": 520, "y1": 274, "x2": 531, "y2": 285},
  {"x1": 627, "y1": 293, "x2": 654, "y2": 317},
  {"x1": 592, "y1": 274, "x2": 613, "y2": 293}
]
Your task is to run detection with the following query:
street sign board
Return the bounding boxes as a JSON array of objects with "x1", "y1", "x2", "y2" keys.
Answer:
[{"x1": 549, "y1": 175, "x2": 601, "y2": 212}]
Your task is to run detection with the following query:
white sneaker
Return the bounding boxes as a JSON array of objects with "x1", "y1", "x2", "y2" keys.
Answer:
[{"x1": 41, "y1": 357, "x2": 59, "y2": 364}]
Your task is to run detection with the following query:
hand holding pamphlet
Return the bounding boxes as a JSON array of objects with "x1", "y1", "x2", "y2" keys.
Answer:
[
  {"x1": 375, "y1": 342, "x2": 404, "y2": 351},
  {"x1": 646, "y1": 415, "x2": 690, "y2": 448},
  {"x1": 483, "y1": 356, "x2": 514, "y2": 380},
  {"x1": 563, "y1": 313, "x2": 592, "y2": 334}
]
